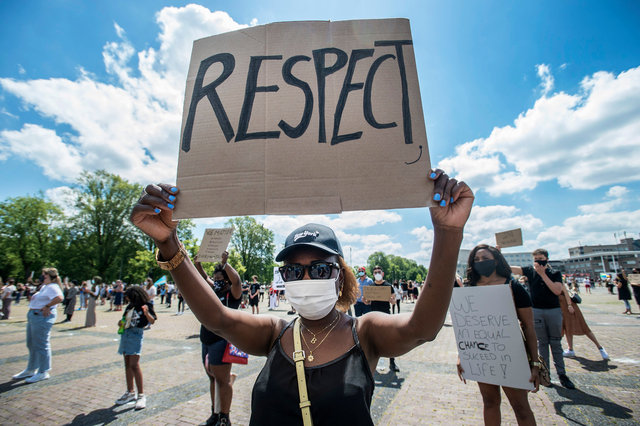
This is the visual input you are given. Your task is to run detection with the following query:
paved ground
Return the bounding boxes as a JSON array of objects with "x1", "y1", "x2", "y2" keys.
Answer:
[{"x1": 0, "y1": 287, "x2": 638, "y2": 425}]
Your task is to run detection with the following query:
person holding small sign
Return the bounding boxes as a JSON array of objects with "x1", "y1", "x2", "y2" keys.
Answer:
[
  {"x1": 370, "y1": 265, "x2": 399, "y2": 372},
  {"x1": 130, "y1": 169, "x2": 473, "y2": 425},
  {"x1": 457, "y1": 245, "x2": 538, "y2": 426}
]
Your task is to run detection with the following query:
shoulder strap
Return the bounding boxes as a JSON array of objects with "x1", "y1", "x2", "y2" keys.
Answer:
[{"x1": 293, "y1": 318, "x2": 313, "y2": 426}]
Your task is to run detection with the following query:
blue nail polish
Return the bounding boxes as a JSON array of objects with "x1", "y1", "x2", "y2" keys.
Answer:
[
  {"x1": 440, "y1": 199, "x2": 447, "y2": 207},
  {"x1": 434, "y1": 193, "x2": 441, "y2": 201},
  {"x1": 171, "y1": 187, "x2": 178, "y2": 193},
  {"x1": 169, "y1": 195, "x2": 176, "y2": 202},
  {"x1": 167, "y1": 203, "x2": 174, "y2": 209},
  {"x1": 450, "y1": 197, "x2": 454, "y2": 203},
  {"x1": 430, "y1": 172, "x2": 436, "y2": 179},
  {"x1": 154, "y1": 208, "x2": 161, "y2": 213}
]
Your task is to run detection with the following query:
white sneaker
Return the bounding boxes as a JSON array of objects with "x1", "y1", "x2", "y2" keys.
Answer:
[
  {"x1": 135, "y1": 394, "x2": 146, "y2": 410},
  {"x1": 115, "y1": 391, "x2": 137, "y2": 405},
  {"x1": 599, "y1": 347, "x2": 609, "y2": 360},
  {"x1": 12, "y1": 369, "x2": 36, "y2": 380},
  {"x1": 25, "y1": 372, "x2": 50, "y2": 383},
  {"x1": 563, "y1": 349, "x2": 576, "y2": 357},
  {"x1": 376, "y1": 358, "x2": 388, "y2": 373}
]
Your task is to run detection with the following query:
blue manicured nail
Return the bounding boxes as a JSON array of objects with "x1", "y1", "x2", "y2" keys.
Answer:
[
  {"x1": 430, "y1": 172, "x2": 436, "y2": 179},
  {"x1": 171, "y1": 187, "x2": 178, "y2": 193},
  {"x1": 434, "y1": 193, "x2": 441, "y2": 201},
  {"x1": 167, "y1": 203, "x2": 174, "y2": 209},
  {"x1": 450, "y1": 197, "x2": 454, "y2": 203},
  {"x1": 154, "y1": 208, "x2": 161, "y2": 214},
  {"x1": 169, "y1": 195, "x2": 176, "y2": 202},
  {"x1": 440, "y1": 199, "x2": 447, "y2": 207}
]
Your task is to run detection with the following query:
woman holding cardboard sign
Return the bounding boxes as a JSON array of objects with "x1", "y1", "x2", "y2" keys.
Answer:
[
  {"x1": 130, "y1": 169, "x2": 473, "y2": 425},
  {"x1": 457, "y1": 245, "x2": 538, "y2": 426}
]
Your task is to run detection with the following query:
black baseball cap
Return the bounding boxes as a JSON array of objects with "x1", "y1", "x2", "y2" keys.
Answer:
[{"x1": 275, "y1": 223, "x2": 344, "y2": 262}]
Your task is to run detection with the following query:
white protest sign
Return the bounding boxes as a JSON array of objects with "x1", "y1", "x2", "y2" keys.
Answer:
[
  {"x1": 272, "y1": 266, "x2": 286, "y2": 290},
  {"x1": 449, "y1": 285, "x2": 533, "y2": 391},
  {"x1": 175, "y1": 18, "x2": 432, "y2": 219},
  {"x1": 197, "y1": 228, "x2": 234, "y2": 263}
]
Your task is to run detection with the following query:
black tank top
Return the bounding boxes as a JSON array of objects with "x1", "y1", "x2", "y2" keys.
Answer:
[{"x1": 250, "y1": 318, "x2": 375, "y2": 425}]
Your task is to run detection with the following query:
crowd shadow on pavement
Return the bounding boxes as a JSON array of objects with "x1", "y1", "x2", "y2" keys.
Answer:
[
  {"x1": 57, "y1": 326, "x2": 88, "y2": 332},
  {"x1": 0, "y1": 379, "x2": 31, "y2": 395},
  {"x1": 553, "y1": 386, "x2": 633, "y2": 424},
  {"x1": 66, "y1": 404, "x2": 135, "y2": 426},
  {"x1": 572, "y1": 356, "x2": 617, "y2": 372},
  {"x1": 373, "y1": 371, "x2": 405, "y2": 389}
]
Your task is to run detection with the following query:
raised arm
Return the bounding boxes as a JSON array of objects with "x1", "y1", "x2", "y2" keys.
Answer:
[
  {"x1": 359, "y1": 170, "x2": 474, "y2": 358},
  {"x1": 511, "y1": 266, "x2": 524, "y2": 275},
  {"x1": 130, "y1": 184, "x2": 285, "y2": 356}
]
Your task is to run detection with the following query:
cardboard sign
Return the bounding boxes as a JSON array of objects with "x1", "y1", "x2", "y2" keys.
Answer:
[
  {"x1": 272, "y1": 266, "x2": 286, "y2": 290},
  {"x1": 175, "y1": 18, "x2": 431, "y2": 219},
  {"x1": 363, "y1": 285, "x2": 391, "y2": 302},
  {"x1": 629, "y1": 274, "x2": 640, "y2": 286},
  {"x1": 449, "y1": 286, "x2": 533, "y2": 391},
  {"x1": 196, "y1": 228, "x2": 234, "y2": 262},
  {"x1": 495, "y1": 228, "x2": 523, "y2": 248}
]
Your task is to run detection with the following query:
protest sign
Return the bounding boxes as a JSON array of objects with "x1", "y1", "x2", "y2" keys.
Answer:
[
  {"x1": 495, "y1": 228, "x2": 523, "y2": 248},
  {"x1": 629, "y1": 274, "x2": 640, "y2": 286},
  {"x1": 449, "y1": 285, "x2": 533, "y2": 390},
  {"x1": 174, "y1": 18, "x2": 431, "y2": 219},
  {"x1": 196, "y1": 228, "x2": 234, "y2": 262},
  {"x1": 363, "y1": 285, "x2": 391, "y2": 302},
  {"x1": 272, "y1": 267, "x2": 286, "y2": 291}
]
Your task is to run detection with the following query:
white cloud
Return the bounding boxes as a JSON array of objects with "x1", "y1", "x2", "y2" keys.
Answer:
[
  {"x1": 0, "y1": 6, "x2": 248, "y2": 185},
  {"x1": 439, "y1": 65, "x2": 640, "y2": 196},
  {"x1": 45, "y1": 186, "x2": 78, "y2": 218},
  {"x1": 17, "y1": 64, "x2": 26, "y2": 75},
  {"x1": 536, "y1": 63, "x2": 554, "y2": 96}
]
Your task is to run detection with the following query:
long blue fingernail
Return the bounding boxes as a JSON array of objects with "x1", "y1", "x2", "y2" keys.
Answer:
[
  {"x1": 430, "y1": 172, "x2": 436, "y2": 179},
  {"x1": 171, "y1": 187, "x2": 178, "y2": 193},
  {"x1": 154, "y1": 208, "x2": 161, "y2": 213},
  {"x1": 434, "y1": 193, "x2": 441, "y2": 201},
  {"x1": 168, "y1": 203, "x2": 174, "y2": 209},
  {"x1": 440, "y1": 199, "x2": 447, "y2": 207},
  {"x1": 450, "y1": 197, "x2": 454, "y2": 203},
  {"x1": 169, "y1": 195, "x2": 176, "y2": 202}
]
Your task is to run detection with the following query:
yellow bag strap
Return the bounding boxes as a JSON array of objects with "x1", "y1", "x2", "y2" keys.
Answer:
[{"x1": 293, "y1": 318, "x2": 313, "y2": 426}]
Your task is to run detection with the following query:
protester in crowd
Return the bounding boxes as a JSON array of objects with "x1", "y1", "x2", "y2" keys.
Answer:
[
  {"x1": 412, "y1": 279, "x2": 420, "y2": 301},
  {"x1": 99, "y1": 283, "x2": 108, "y2": 305},
  {"x1": 249, "y1": 275, "x2": 261, "y2": 315},
  {"x1": 407, "y1": 279, "x2": 415, "y2": 303},
  {"x1": 584, "y1": 276, "x2": 592, "y2": 294},
  {"x1": 370, "y1": 265, "x2": 399, "y2": 372},
  {"x1": 177, "y1": 289, "x2": 186, "y2": 315},
  {"x1": 114, "y1": 280, "x2": 124, "y2": 312},
  {"x1": 159, "y1": 284, "x2": 166, "y2": 304},
  {"x1": 1, "y1": 278, "x2": 16, "y2": 320},
  {"x1": 241, "y1": 281, "x2": 249, "y2": 309},
  {"x1": 615, "y1": 271, "x2": 633, "y2": 314},
  {"x1": 166, "y1": 282, "x2": 175, "y2": 308},
  {"x1": 457, "y1": 245, "x2": 538, "y2": 426},
  {"x1": 631, "y1": 268, "x2": 640, "y2": 311},
  {"x1": 115, "y1": 285, "x2": 156, "y2": 410},
  {"x1": 62, "y1": 280, "x2": 78, "y2": 323},
  {"x1": 392, "y1": 281, "x2": 403, "y2": 314},
  {"x1": 12, "y1": 267, "x2": 63, "y2": 383},
  {"x1": 606, "y1": 277, "x2": 615, "y2": 295},
  {"x1": 78, "y1": 281, "x2": 88, "y2": 310},
  {"x1": 558, "y1": 282, "x2": 608, "y2": 360},
  {"x1": 85, "y1": 278, "x2": 100, "y2": 328},
  {"x1": 268, "y1": 285, "x2": 279, "y2": 310},
  {"x1": 195, "y1": 252, "x2": 243, "y2": 426},
  {"x1": 259, "y1": 284, "x2": 265, "y2": 302},
  {"x1": 130, "y1": 169, "x2": 472, "y2": 424},
  {"x1": 511, "y1": 249, "x2": 575, "y2": 389},
  {"x1": 24, "y1": 278, "x2": 33, "y2": 301},
  {"x1": 107, "y1": 283, "x2": 115, "y2": 311},
  {"x1": 401, "y1": 279, "x2": 408, "y2": 302},
  {"x1": 145, "y1": 278, "x2": 157, "y2": 305},
  {"x1": 354, "y1": 266, "x2": 372, "y2": 317}
]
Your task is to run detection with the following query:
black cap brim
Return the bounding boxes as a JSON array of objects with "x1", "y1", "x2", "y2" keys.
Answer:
[{"x1": 275, "y1": 242, "x2": 341, "y2": 262}]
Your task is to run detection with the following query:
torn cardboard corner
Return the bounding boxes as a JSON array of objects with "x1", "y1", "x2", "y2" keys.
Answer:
[
  {"x1": 175, "y1": 18, "x2": 432, "y2": 219},
  {"x1": 495, "y1": 228, "x2": 523, "y2": 248},
  {"x1": 196, "y1": 228, "x2": 234, "y2": 263}
]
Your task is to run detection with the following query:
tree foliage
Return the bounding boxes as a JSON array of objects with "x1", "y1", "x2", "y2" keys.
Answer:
[
  {"x1": 226, "y1": 217, "x2": 275, "y2": 282},
  {"x1": 366, "y1": 251, "x2": 428, "y2": 283}
]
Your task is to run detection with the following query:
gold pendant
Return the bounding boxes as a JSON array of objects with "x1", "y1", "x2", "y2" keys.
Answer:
[
  {"x1": 310, "y1": 337, "x2": 317, "y2": 344},
  {"x1": 308, "y1": 354, "x2": 314, "y2": 362}
]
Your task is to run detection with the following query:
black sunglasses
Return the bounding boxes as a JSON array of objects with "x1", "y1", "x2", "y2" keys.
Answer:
[{"x1": 278, "y1": 261, "x2": 340, "y2": 282}]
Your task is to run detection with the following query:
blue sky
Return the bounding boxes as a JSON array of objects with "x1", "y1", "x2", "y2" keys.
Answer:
[{"x1": 1, "y1": 1, "x2": 639, "y2": 266}]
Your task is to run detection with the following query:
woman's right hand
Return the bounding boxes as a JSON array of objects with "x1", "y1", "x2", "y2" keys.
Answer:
[
  {"x1": 130, "y1": 184, "x2": 180, "y2": 243},
  {"x1": 456, "y1": 359, "x2": 466, "y2": 384},
  {"x1": 568, "y1": 305, "x2": 575, "y2": 314}
]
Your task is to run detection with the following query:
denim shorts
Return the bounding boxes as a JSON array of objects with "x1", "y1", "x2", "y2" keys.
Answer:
[
  {"x1": 202, "y1": 339, "x2": 228, "y2": 367},
  {"x1": 118, "y1": 327, "x2": 144, "y2": 355}
]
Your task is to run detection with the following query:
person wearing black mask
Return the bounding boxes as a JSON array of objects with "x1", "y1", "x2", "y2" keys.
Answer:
[{"x1": 511, "y1": 249, "x2": 575, "y2": 389}]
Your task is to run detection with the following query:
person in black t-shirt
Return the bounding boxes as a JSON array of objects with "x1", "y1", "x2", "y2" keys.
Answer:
[
  {"x1": 249, "y1": 275, "x2": 261, "y2": 314},
  {"x1": 370, "y1": 265, "x2": 399, "y2": 372},
  {"x1": 511, "y1": 248, "x2": 575, "y2": 390},
  {"x1": 195, "y1": 251, "x2": 243, "y2": 426},
  {"x1": 456, "y1": 245, "x2": 538, "y2": 425}
]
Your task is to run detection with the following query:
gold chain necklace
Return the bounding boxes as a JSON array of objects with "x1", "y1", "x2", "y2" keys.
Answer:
[
  {"x1": 301, "y1": 312, "x2": 340, "y2": 344},
  {"x1": 299, "y1": 315, "x2": 341, "y2": 362}
]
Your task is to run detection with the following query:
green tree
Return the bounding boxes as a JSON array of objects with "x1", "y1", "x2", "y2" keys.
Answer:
[
  {"x1": 226, "y1": 217, "x2": 275, "y2": 282},
  {"x1": 367, "y1": 251, "x2": 390, "y2": 276},
  {"x1": 0, "y1": 195, "x2": 61, "y2": 279}
]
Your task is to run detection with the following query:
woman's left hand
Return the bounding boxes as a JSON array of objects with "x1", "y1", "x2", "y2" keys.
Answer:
[
  {"x1": 141, "y1": 305, "x2": 149, "y2": 314},
  {"x1": 428, "y1": 169, "x2": 474, "y2": 231},
  {"x1": 529, "y1": 367, "x2": 540, "y2": 393},
  {"x1": 42, "y1": 306, "x2": 51, "y2": 317}
]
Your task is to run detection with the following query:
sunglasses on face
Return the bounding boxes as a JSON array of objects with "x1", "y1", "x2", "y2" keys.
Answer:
[{"x1": 278, "y1": 261, "x2": 340, "y2": 282}]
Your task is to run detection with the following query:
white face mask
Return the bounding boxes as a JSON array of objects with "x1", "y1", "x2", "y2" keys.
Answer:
[
  {"x1": 374, "y1": 273, "x2": 383, "y2": 281},
  {"x1": 284, "y1": 278, "x2": 338, "y2": 320}
]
